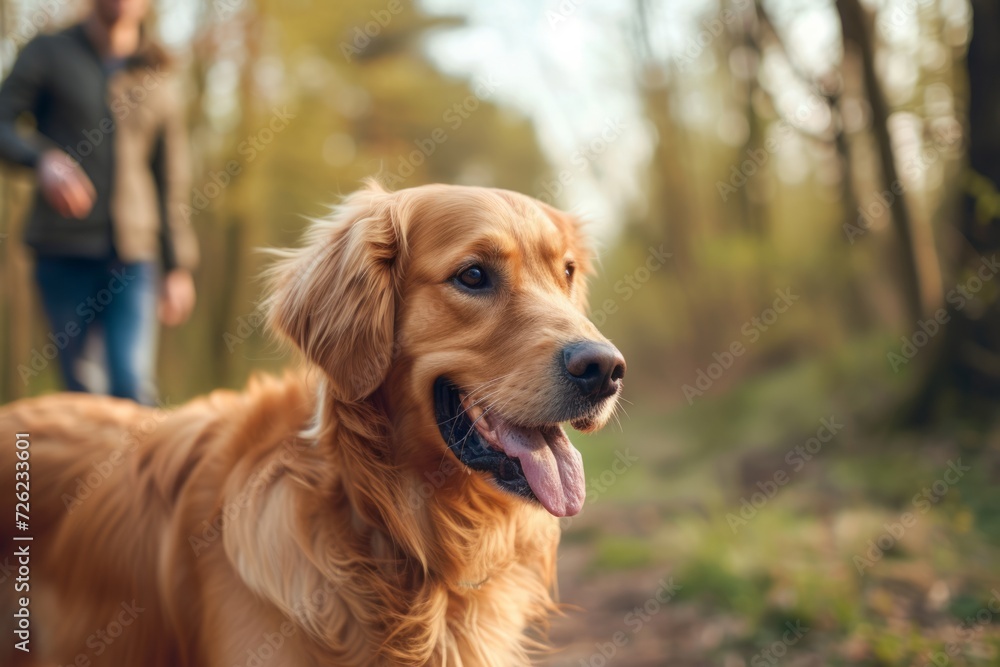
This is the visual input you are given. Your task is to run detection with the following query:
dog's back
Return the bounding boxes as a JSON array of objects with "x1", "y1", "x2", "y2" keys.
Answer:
[
  {"x1": 0, "y1": 378, "x2": 314, "y2": 666},
  {"x1": 1, "y1": 393, "x2": 199, "y2": 665}
]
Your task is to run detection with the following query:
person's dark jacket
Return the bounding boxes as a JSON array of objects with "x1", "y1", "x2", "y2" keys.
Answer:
[{"x1": 0, "y1": 23, "x2": 198, "y2": 271}]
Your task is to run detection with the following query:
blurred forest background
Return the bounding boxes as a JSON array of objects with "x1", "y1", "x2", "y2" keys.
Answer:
[{"x1": 2, "y1": 0, "x2": 1000, "y2": 665}]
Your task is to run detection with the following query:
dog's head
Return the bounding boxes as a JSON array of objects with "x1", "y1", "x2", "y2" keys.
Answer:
[{"x1": 268, "y1": 182, "x2": 625, "y2": 517}]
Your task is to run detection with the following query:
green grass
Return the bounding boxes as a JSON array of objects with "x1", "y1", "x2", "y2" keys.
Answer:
[
  {"x1": 591, "y1": 536, "x2": 656, "y2": 571},
  {"x1": 563, "y1": 344, "x2": 1000, "y2": 665}
]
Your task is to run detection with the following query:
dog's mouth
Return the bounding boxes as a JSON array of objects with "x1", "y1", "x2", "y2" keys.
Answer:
[{"x1": 434, "y1": 378, "x2": 585, "y2": 517}]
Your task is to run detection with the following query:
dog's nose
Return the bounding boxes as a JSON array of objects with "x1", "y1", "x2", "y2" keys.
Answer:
[{"x1": 562, "y1": 341, "x2": 626, "y2": 400}]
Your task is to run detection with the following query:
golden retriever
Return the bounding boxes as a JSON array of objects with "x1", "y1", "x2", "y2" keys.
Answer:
[{"x1": 0, "y1": 182, "x2": 625, "y2": 666}]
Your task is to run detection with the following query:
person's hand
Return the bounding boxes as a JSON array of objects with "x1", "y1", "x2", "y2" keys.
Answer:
[
  {"x1": 159, "y1": 269, "x2": 196, "y2": 326},
  {"x1": 37, "y1": 150, "x2": 96, "y2": 219}
]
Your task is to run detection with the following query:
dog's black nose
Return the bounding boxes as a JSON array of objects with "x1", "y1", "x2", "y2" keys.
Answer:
[{"x1": 562, "y1": 341, "x2": 626, "y2": 400}]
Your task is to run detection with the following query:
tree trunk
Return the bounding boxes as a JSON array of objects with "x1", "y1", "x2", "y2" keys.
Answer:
[
  {"x1": 837, "y1": 0, "x2": 936, "y2": 324},
  {"x1": 909, "y1": 0, "x2": 1000, "y2": 420}
]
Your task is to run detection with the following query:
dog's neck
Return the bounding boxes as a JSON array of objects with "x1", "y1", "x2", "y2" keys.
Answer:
[
  {"x1": 226, "y1": 377, "x2": 560, "y2": 665},
  {"x1": 316, "y1": 385, "x2": 555, "y2": 584}
]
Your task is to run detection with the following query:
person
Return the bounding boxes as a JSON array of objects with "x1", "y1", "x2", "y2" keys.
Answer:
[{"x1": 0, "y1": 0, "x2": 198, "y2": 405}]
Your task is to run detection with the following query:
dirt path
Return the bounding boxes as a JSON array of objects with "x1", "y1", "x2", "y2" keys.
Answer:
[
  {"x1": 541, "y1": 542, "x2": 714, "y2": 667},
  {"x1": 540, "y1": 530, "x2": 826, "y2": 667}
]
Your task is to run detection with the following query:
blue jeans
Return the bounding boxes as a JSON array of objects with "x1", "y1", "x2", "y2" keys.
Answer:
[{"x1": 34, "y1": 257, "x2": 159, "y2": 405}]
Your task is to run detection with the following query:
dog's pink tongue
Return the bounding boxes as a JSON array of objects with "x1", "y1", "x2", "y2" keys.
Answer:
[{"x1": 492, "y1": 423, "x2": 585, "y2": 517}]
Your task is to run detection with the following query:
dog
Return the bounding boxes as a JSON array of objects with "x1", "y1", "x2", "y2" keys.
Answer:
[{"x1": 0, "y1": 182, "x2": 626, "y2": 666}]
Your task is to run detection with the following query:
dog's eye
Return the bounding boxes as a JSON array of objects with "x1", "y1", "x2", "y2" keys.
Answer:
[
  {"x1": 565, "y1": 262, "x2": 576, "y2": 282},
  {"x1": 456, "y1": 265, "x2": 490, "y2": 290}
]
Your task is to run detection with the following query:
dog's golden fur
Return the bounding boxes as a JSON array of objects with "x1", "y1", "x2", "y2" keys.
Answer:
[{"x1": 0, "y1": 182, "x2": 623, "y2": 666}]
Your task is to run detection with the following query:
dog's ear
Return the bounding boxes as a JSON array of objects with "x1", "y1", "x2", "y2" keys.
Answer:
[
  {"x1": 537, "y1": 202, "x2": 593, "y2": 312},
  {"x1": 267, "y1": 183, "x2": 403, "y2": 401}
]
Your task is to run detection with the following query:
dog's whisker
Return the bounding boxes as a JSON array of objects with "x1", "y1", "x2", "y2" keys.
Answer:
[
  {"x1": 452, "y1": 391, "x2": 514, "y2": 459},
  {"x1": 435, "y1": 383, "x2": 512, "y2": 469},
  {"x1": 434, "y1": 383, "x2": 502, "y2": 430},
  {"x1": 435, "y1": 380, "x2": 512, "y2": 429},
  {"x1": 597, "y1": 400, "x2": 622, "y2": 434},
  {"x1": 454, "y1": 394, "x2": 508, "y2": 457},
  {"x1": 611, "y1": 410, "x2": 624, "y2": 433},
  {"x1": 460, "y1": 373, "x2": 513, "y2": 397},
  {"x1": 457, "y1": 376, "x2": 516, "y2": 413},
  {"x1": 438, "y1": 392, "x2": 497, "y2": 435}
]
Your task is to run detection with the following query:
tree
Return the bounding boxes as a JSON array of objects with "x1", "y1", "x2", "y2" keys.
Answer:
[
  {"x1": 909, "y1": 0, "x2": 1000, "y2": 420},
  {"x1": 837, "y1": 0, "x2": 942, "y2": 324}
]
